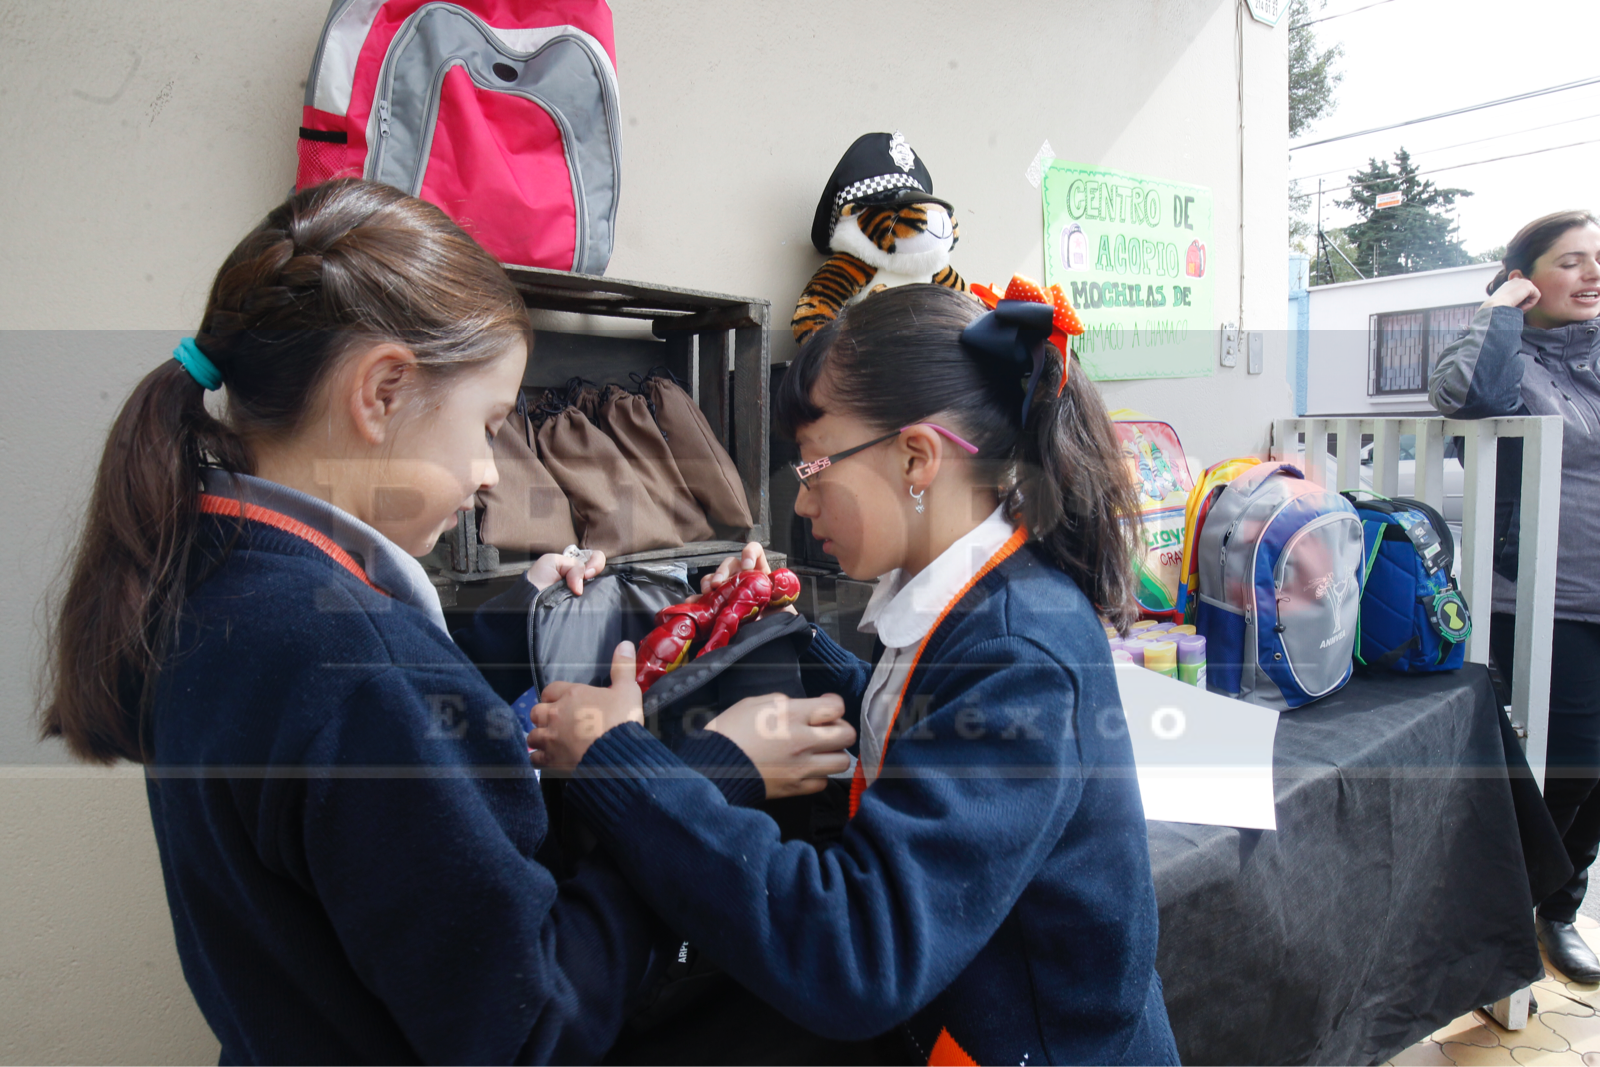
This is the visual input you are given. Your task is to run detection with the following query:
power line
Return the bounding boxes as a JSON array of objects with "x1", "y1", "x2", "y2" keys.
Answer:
[
  {"x1": 1317, "y1": 136, "x2": 1600, "y2": 196},
  {"x1": 1289, "y1": 0, "x2": 1400, "y2": 29},
  {"x1": 1290, "y1": 75, "x2": 1600, "y2": 150},
  {"x1": 1290, "y1": 111, "x2": 1600, "y2": 183}
]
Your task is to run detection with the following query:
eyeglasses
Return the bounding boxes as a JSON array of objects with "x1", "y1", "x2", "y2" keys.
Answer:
[{"x1": 792, "y1": 424, "x2": 980, "y2": 489}]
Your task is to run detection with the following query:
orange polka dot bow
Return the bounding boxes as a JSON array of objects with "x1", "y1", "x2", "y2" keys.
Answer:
[{"x1": 970, "y1": 275, "x2": 1085, "y2": 397}]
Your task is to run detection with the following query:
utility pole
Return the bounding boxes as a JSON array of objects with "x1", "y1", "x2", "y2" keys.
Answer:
[{"x1": 1314, "y1": 179, "x2": 1365, "y2": 282}]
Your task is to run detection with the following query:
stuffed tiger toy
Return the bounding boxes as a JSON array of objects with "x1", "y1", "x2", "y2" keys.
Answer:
[{"x1": 792, "y1": 200, "x2": 969, "y2": 344}]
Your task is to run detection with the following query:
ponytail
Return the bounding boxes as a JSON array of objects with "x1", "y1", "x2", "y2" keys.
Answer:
[
  {"x1": 775, "y1": 283, "x2": 1141, "y2": 626},
  {"x1": 41, "y1": 179, "x2": 530, "y2": 763},
  {"x1": 1008, "y1": 354, "x2": 1141, "y2": 629},
  {"x1": 41, "y1": 360, "x2": 251, "y2": 762}
]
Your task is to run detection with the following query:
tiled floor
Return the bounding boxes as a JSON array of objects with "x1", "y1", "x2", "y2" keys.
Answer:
[{"x1": 1386, "y1": 916, "x2": 1600, "y2": 1066}]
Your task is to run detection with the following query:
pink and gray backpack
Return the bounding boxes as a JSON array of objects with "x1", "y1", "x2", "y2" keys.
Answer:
[{"x1": 296, "y1": 0, "x2": 621, "y2": 274}]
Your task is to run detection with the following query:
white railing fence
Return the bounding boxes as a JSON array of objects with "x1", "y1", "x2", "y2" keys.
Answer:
[{"x1": 1271, "y1": 416, "x2": 1564, "y2": 789}]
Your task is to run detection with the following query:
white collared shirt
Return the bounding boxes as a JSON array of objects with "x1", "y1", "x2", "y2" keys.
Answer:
[{"x1": 855, "y1": 506, "x2": 1017, "y2": 786}]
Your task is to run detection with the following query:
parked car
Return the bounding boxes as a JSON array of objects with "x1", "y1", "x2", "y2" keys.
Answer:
[
  {"x1": 1357, "y1": 434, "x2": 1464, "y2": 523},
  {"x1": 1325, "y1": 435, "x2": 1463, "y2": 522}
]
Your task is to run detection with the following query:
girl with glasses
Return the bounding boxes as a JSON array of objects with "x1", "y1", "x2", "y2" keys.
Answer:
[{"x1": 531, "y1": 283, "x2": 1176, "y2": 1065}]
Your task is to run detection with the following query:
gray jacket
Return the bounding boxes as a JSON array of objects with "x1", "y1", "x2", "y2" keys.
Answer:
[{"x1": 1429, "y1": 304, "x2": 1600, "y2": 623}]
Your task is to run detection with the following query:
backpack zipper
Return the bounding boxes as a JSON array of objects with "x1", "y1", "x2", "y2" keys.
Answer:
[
  {"x1": 1269, "y1": 511, "x2": 1362, "y2": 698},
  {"x1": 365, "y1": 5, "x2": 428, "y2": 179}
]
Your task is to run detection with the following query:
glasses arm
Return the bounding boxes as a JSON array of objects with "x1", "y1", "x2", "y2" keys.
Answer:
[{"x1": 902, "y1": 423, "x2": 981, "y2": 456}]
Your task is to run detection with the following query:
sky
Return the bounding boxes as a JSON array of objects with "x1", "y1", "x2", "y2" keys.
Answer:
[{"x1": 1288, "y1": 0, "x2": 1600, "y2": 257}]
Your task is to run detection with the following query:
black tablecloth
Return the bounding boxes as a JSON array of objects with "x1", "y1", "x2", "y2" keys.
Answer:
[{"x1": 1151, "y1": 665, "x2": 1570, "y2": 1066}]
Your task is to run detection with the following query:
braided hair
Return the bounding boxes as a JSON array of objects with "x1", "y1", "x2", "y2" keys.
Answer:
[{"x1": 42, "y1": 179, "x2": 530, "y2": 763}]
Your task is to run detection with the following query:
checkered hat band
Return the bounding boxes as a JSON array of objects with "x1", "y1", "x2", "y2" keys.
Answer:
[{"x1": 834, "y1": 173, "x2": 927, "y2": 209}]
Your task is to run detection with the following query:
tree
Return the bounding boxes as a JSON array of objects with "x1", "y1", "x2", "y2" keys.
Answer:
[
  {"x1": 1474, "y1": 244, "x2": 1507, "y2": 265},
  {"x1": 1289, "y1": 0, "x2": 1343, "y2": 140},
  {"x1": 1336, "y1": 149, "x2": 1473, "y2": 277},
  {"x1": 1288, "y1": 0, "x2": 1342, "y2": 249},
  {"x1": 1290, "y1": 179, "x2": 1313, "y2": 255}
]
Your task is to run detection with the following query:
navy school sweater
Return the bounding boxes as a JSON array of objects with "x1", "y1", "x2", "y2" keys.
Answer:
[
  {"x1": 146, "y1": 498, "x2": 740, "y2": 1064},
  {"x1": 566, "y1": 542, "x2": 1180, "y2": 1066}
]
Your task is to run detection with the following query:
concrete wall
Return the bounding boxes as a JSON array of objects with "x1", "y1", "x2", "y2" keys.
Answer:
[
  {"x1": 0, "y1": 1, "x2": 1287, "y2": 1060},
  {"x1": 1304, "y1": 263, "x2": 1499, "y2": 416}
]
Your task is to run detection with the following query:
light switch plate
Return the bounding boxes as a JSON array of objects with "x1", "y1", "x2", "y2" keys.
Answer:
[
  {"x1": 1219, "y1": 323, "x2": 1239, "y2": 367},
  {"x1": 1247, "y1": 331, "x2": 1264, "y2": 374}
]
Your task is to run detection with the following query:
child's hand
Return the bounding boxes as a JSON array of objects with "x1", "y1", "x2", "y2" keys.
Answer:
[
  {"x1": 524, "y1": 548, "x2": 607, "y2": 595},
  {"x1": 699, "y1": 541, "x2": 772, "y2": 594},
  {"x1": 528, "y1": 641, "x2": 643, "y2": 770},
  {"x1": 695, "y1": 542, "x2": 797, "y2": 616},
  {"x1": 707, "y1": 693, "x2": 854, "y2": 799}
]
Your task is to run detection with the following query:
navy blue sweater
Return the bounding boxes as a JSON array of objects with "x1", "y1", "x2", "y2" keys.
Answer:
[
  {"x1": 567, "y1": 543, "x2": 1178, "y2": 1066},
  {"x1": 146, "y1": 509, "x2": 677, "y2": 1064}
]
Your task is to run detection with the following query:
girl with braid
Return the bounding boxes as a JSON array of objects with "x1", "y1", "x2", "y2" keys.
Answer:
[{"x1": 39, "y1": 179, "x2": 849, "y2": 1064}]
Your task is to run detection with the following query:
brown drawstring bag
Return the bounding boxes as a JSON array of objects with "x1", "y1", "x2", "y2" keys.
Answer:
[
  {"x1": 563, "y1": 378, "x2": 604, "y2": 424},
  {"x1": 643, "y1": 373, "x2": 753, "y2": 537},
  {"x1": 598, "y1": 385, "x2": 715, "y2": 544},
  {"x1": 537, "y1": 406, "x2": 684, "y2": 556},
  {"x1": 477, "y1": 400, "x2": 579, "y2": 555}
]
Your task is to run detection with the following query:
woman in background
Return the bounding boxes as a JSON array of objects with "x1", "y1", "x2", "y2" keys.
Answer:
[{"x1": 1430, "y1": 209, "x2": 1600, "y2": 981}]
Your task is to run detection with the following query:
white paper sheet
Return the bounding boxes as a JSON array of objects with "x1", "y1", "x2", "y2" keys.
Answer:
[{"x1": 1115, "y1": 664, "x2": 1280, "y2": 831}]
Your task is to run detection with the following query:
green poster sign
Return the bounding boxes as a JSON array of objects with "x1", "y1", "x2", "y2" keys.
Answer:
[{"x1": 1042, "y1": 161, "x2": 1214, "y2": 380}]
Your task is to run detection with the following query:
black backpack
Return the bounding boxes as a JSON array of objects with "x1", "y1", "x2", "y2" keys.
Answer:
[{"x1": 503, "y1": 567, "x2": 863, "y2": 1063}]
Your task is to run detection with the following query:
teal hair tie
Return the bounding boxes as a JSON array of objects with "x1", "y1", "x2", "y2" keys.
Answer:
[{"x1": 173, "y1": 337, "x2": 223, "y2": 391}]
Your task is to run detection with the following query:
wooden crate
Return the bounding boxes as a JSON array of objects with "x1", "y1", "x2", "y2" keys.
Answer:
[{"x1": 435, "y1": 266, "x2": 781, "y2": 588}]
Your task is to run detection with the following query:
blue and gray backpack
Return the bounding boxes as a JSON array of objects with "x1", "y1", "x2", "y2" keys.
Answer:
[
  {"x1": 1196, "y1": 463, "x2": 1366, "y2": 709},
  {"x1": 1340, "y1": 491, "x2": 1470, "y2": 672}
]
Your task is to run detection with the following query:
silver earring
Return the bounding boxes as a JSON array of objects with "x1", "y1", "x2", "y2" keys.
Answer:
[{"x1": 910, "y1": 486, "x2": 926, "y2": 514}]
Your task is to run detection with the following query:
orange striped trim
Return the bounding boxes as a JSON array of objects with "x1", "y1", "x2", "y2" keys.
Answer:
[
  {"x1": 927, "y1": 1026, "x2": 979, "y2": 1066},
  {"x1": 849, "y1": 526, "x2": 1028, "y2": 818},
  {"x1": 198, "y1": 493, "x2": 385, "y2": 595}
]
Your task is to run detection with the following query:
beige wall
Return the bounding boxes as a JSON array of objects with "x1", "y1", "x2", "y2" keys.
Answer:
[{"x1": 0, "y1": 0, "x2": 1287, "y2": 1060}]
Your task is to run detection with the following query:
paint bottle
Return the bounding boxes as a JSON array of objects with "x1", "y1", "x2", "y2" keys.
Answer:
[
  {"x1": 1177, "y1": 635, "x2": 1208, "y2": 688},
  {"x1": 1103, "y1": 625, "x2": 1119, "y2": 641},
  {"x1": 1111, "y1": 649, "x2": 1134, "y2": 665},
  {"x1": 1143, "y1": 640, "x2": 1178, "y2": 679},
  {"x1": 1144, "y1": 622, "x2": 1176, "y2": 636},
  {"x1": 1168, "y1": 624, "x2": 1197, "y2": 636},
  {"x1": 1120, "y1": 642, "x2": 1146, "y2": 668},
  {"x1": 1129, "y1": 620, "x2": 1161, "y2": 636}
]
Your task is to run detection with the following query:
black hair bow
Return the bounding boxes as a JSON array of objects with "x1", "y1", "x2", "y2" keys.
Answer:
[{"x1": 959, "y1": 300, "x2": 1056, "y2": 425}]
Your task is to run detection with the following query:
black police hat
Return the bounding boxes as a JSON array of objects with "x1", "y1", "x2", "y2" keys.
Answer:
[{"x1": 809, "y1": 131, "x2": 954, "y2": 254}]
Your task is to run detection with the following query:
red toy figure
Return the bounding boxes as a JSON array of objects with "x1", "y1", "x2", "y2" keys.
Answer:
[
  {"x1": 634, "y1": 567, "x2": 802, "y2": 691},
  {"x1": 769, "y1": 568, "x2": 801, "y2": 609},
  {"x1": 635, "y1": 612, "x2": 699, "y2": 692},
  {"x1": 699, "y1": 570, "x2": 774, "y2": 655}
]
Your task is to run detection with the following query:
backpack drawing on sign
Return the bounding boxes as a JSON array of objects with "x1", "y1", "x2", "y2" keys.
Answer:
[
  {"x1": 296, "y1": 0, "x2": 621, "y2": 274},
  {"x1": 1341, "y1": 491, "x2": 1471, "y2": 673},
  {"x1": 1195, "y1": 462, "x2": 1365, "y2": 709},
  {"x1": 1112, "y1": 418, "x2": 1194, "y2": 622},
  {"x1": 1174, "y1": 456, "x2": 1260, "y2": 620}
]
